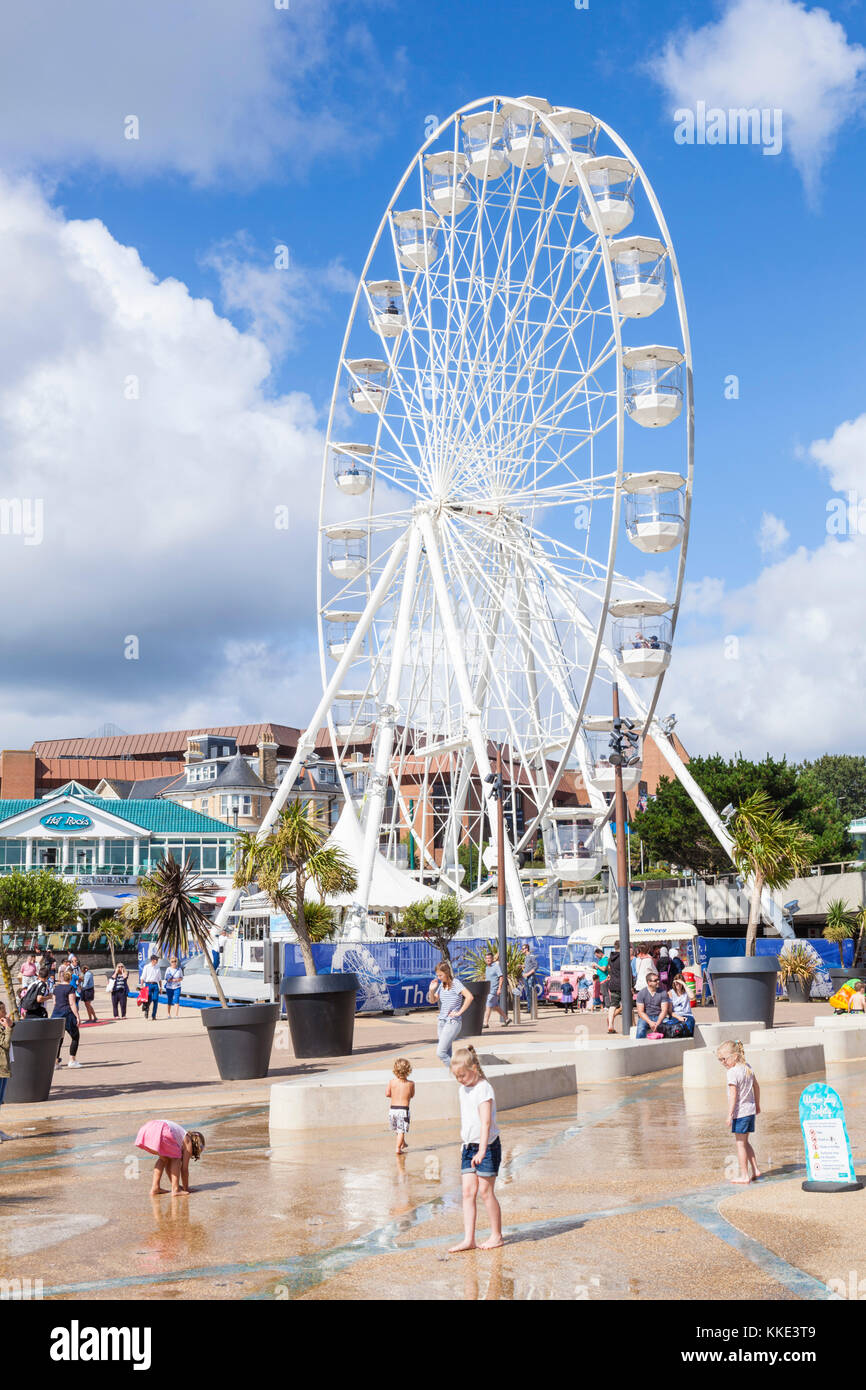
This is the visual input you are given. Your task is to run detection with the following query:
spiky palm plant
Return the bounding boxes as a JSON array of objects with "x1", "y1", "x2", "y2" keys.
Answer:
[
  {"x1": 88, "y1": 916, "x2": 128, "y2": 970},
  {"x1": 131, "y1": 855, "x2": 228, "y2": 1006},
  {"x1": 823, "y1": 898, "x2": 856, "y2": 968},
  {"x1": 460, "y1": 939, "x2": 525, "y2": 991},
  {"x1": 730, "y1": 790, "x2": 813, "y2": 956},
  {"x1": 233, "y1": 803, "x2": 357, "y2": 977}
]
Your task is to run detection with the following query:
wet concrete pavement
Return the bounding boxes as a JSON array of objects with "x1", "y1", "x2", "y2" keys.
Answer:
[{"x1": 3, "y1": 1052, "x2": 865, "y2": 1300}]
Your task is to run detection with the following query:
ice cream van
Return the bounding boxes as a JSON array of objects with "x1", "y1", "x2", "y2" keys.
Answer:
[{"x1": 544, "y1": 921, "x2": 700, "y2": 1006}]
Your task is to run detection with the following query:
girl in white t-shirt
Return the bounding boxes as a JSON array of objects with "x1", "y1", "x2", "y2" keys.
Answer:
[
  {"x1": 449, "y1": 1045, "x2": 503, "y2": 1251},
  {"x1": 716, "y1": 1041, "x2": 761, "y2": 1184}
]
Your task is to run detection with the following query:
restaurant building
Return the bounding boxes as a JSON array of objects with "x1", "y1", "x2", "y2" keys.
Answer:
[{"x1": 0, "y1": 786, "x2": 238, "y2": 914}]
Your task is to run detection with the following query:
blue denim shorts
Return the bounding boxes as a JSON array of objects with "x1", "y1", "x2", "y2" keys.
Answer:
[
  {"x1": 461, "y1": 1136, "x2": 502, "y2": 1176},
  {"x1": 165, "y1": 988, "x2": 180, "y2": 1007},
  {"x1": 732, "y1": 1115, "x2": 756, "y2": 1134}
]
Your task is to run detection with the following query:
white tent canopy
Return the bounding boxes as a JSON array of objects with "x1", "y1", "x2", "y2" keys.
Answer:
[{"x1": 233, "y1": 802, "x2": 442, "y2": 917}]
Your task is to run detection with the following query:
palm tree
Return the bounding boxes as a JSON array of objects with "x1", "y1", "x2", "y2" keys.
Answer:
[
  {"x1": 853, "y1": 905, "x2": 866, "y2": 968},
  {"x1": 130, "y1": 855, "x2": 228, "y2": 1006},
  {"x1": 233, "y1": 802, "x2": 357, "y2": 977},
  {"x1": 730, "y1": 790, "x2": 813, "y2": 956},
  {"x1": 823, "y1": 898, "x2": 856, "y2": 968},
  {"x1": 88, "y1": 915, "x2": 128, "y2": 970}
]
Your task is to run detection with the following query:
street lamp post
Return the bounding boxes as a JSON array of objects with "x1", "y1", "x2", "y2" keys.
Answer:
[
  {"x1": 610, "y1": 685, "x2": 639, "y2": 1034},
  {"x1": 485, "y1": 746, "x2": 511, "y2": 1024}
]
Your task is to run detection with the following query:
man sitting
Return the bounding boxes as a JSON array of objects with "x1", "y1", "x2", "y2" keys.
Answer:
[{"x1": 635, "y1": 971, "x2": 672, "y2": 1038}]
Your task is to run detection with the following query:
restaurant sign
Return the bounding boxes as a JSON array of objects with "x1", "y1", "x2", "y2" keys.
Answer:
[{"x1": 40, "y1": 813, "x2": 93, "y2": 831}]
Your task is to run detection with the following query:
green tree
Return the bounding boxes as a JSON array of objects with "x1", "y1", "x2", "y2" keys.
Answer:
[
  {"x1": 457, "y1": 839, "x2": 488, "y2": 889},
  {"x1": 400, "y1": 896, "x2": 465, "y2": 962},
  {"x1": 232, "y1": 803, "x2": 357, "y2": 977},
  {"x1": 634, "y1": 753, "x2": 851, "y2": 873},
  {"x1": 131, "y1": 855, "x2": 228, "y2": 1006},
  {"x1": 730, "y1": 790, "x2": 813, "y2": 955},
  {"x1": 0, "y1": 871, "x2": 80, "y2": 1019},
  {"x1": 798, "y1": 754, "x2": 866, "y2": 822}
]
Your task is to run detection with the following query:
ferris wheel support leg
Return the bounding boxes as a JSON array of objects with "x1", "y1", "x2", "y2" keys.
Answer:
[
  {"x1": 416, "y1": 510, "x2": 532, "y2": 937},
  {"x1": 213, "y1": 528, "x2": 411, "y2": 930},
  {"x1": 355, "y1": 524, "x2": 423, "y2": 917},
  {"x1": 648, "y1": 721, "x2": 793, "y2": 939}
]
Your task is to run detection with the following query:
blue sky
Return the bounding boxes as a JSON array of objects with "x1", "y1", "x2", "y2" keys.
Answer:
[{"x1": 0, "y1": 0, "x2": 865, "y2": 756}]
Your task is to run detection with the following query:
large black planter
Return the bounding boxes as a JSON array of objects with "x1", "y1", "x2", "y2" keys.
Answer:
[
  {"x1": 201, "y1": 1002, "x2": 280, "y2": 1080},
  {"x1": 281, "y1": 973, "x2": 359, "y2": 1059},
  {"x1": 784, "y1": 977, "x2": 813, "y2": 1003},
  {"x1": 458, "y1": 979, "x2": 489, "y2": 1038},
  {"x1": 6, "y1": 1017, "x2": 66, "y2": 1103},
  {"x1": 708, "y1": 955, "x2": 780, "y2": 1030},
  {"x1": 828, "y1": 967, "x2": 863, "y2": 990}
]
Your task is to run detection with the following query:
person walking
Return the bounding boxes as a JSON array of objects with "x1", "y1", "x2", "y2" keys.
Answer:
[
  {"x1": 520, "y1": 943, "x2": 538, "y2": 1013},
  {"x1": 385, "y1": 1058, "x2": 415, "y2": 1155},
  {"x1": 448, "y1": 1044, "x2": 503, "y2": 1251},
  {"x1": 78, "y1": 964, "x2": 98, "y2": 1022},
  {"x1": 140, "y1": 953, "x2": 162, "y2": 1020},
  {"x1": 164, "y1": 957, "x2": 184, "y2": 1019},
  {"x1": 20, "y1": 966, "x2": 51, "y2": 1018},
  {"x1": 427, "y1": 961, "x2": 474, "y2": 1069},
  {"x1": 606, "y1": 948, "x2": 623, "y2": 1034},
  {"x1": 0, "y1": 1001, "x2": 14, "y2": 1141},
  {"x1": 109, "y1": 962, "x2": 130, "y2": 1019},
  {"x1": 717, "y1": 1040, "x2": 761, "y2": 1184},
  {"x1": 52, "y1": 965, "x2": 82, "y2": 1067},
  {"x1": 482, "y1": 951, "x2": 510, "y2": 1029},
  {"x1": 560, "y1": 977, "x2": 576, "y2": 1014}
]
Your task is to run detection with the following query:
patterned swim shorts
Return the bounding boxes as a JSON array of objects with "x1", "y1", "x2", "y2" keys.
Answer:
[{"x1": 389, "y1": 1106, "x2": 411, "y2": 1134}]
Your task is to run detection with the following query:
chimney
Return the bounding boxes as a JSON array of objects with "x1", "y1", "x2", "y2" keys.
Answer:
[
  {"x1": 258, "y1": 739, "x2": 278, "y2": 787},
  {"x1": 185, "y1": 735, "x2": 206, "y2": 765},
  {"x1": 1, "y1": 750, "x2": 37, "y2": 799}
]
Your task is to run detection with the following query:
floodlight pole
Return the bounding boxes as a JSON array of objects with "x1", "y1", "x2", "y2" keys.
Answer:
[
  {"x1": 612, "y1": 684, "x2": 633, "y2": 1033},
  {"x1": 495, "y1": 745, "x2": 512, "y2": 1023}
]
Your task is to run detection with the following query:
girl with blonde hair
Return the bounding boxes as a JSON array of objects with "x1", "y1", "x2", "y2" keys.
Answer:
[
  {"x1": 448, "y1": 1044, "x2": 503, "y2": 1251},
  {"x1": 427, "y1": 960, "x2": 474, "y2": 1069},
  {"x1": 717, "y1": 1040, "x2": 761, "y2": 1184}
]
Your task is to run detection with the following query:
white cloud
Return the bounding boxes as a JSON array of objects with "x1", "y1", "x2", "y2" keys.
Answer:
[
  {"x1": 0, "y1": 174, "x2": 328, "y2": 745},
  {"x1": 666, "y1": 413, "x2": 866, "y2": 758},
  {"x1": 650, "y1": 0, "x2": 866, "y2": 197},
  {"x1": 201, "y1": 233, "x2": 357, "y2": 357},
  {"x1": 0, "y1": 1, "x2": 408, "y2": 184},
  {"x1": 757, "y1": 511, "x2": 790, "y2": 555}
]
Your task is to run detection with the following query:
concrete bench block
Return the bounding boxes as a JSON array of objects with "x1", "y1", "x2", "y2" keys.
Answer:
[
  {"x1": 747, "y1": 1042, "x2": 825, "y2": 1081},
  {"x1": 768, "y1": 1025, "x2": 866, "y2": 1064},
  {"x1": 487, "y1": 1035, "x2": 698, "y2": 1083},
  {"x1": 684, "y1": 1038, "x2": 825, "y2": 1088},
  {"x1": 814, "y1": 1014, "x2": 866, "y2": 1030},
  {"x1": 268, "y1": 1060, "x2": 577, "y2": 1133},
  {"x1": 697, "y1": 1021, "x2": 765, "y2": 1048}
]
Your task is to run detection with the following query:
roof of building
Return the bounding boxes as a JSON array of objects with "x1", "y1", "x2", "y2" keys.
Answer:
[
  {"x1": 37, "y1": 759, "x2": 186, "y2": 787},
  {"x1": 175, "y1": 755, "x2": 269, "y2": 796},
  {"x1": 98, "y1": 774, "x2": 187, "y2": 800},
  {"x1": 0, "y1": 798, "x2": 238, "y2": 835},
  {"x1": 32, "y1": 724, "x2": 302, "y2": 761}
]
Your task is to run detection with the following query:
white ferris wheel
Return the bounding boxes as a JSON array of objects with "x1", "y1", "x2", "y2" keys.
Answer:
[
  {"x1": 314, "y1": 95, "x2": 694, "y2": 934},
  {"x1": 214, "y1": 96, "x2": 795, "y2": 943}
]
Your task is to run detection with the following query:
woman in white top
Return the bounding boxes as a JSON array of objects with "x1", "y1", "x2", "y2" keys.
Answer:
[
  {"x1": 448, "y1": 1045, "x2": 503, "y2": 1251},
  {"x1": 669, "y1": 977, "x2": 695, "y2": 1035}
]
